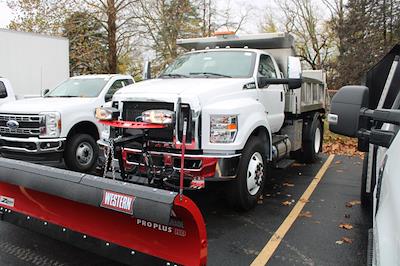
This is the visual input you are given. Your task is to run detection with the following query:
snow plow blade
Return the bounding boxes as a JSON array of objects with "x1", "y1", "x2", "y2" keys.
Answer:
[{"x1": 0, "y1": 158, "x2": 207, "y2": 266}]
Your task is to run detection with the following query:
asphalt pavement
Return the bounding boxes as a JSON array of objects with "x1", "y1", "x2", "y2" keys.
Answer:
[{"x1": 0, "y1": 154, "x2": 371, "y2": 266}]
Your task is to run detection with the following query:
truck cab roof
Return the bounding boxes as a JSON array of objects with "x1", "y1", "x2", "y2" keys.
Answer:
[
  {"x1": 71, "y1": 74, "x2": 133, "y2": 81},
  {"x1": 178, "y1": 32, "x2": 296, "y2": 77}
]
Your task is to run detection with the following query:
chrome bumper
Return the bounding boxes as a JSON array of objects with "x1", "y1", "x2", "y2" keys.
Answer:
[{"x1": 0, "y1": 136, "x2": 66, "y2": 153}]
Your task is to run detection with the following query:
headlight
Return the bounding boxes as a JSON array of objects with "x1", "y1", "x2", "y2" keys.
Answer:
[
  {"x1": 101, "y1": 125, "x2": 110, "y2": 140},
  {"x1": 210, "y1": 115, "x2": 238, "y2": 143},
  {"x1": 142, "y1": 110, "x2": 174, "y2": 124},
  {"x1": 95, "y1": 107, "x2": 119, "y2": 121},
  {"x1": 39, "y1": 112, "x2": 61, "y2": 138}
]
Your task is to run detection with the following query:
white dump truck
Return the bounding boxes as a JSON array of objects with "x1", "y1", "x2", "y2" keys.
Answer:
[{"x1": 97, "y1": 32, "x2": 327, "y2": 210}]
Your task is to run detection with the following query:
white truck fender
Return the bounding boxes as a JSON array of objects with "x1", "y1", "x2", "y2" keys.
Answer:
[{"x1": 202, "y1": 97, "x2": 272, "y2": 158}]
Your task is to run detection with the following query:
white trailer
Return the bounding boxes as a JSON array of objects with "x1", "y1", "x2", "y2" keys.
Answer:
[{"x1": 0, "y1": 29, "x2": 69, "y2": 98}]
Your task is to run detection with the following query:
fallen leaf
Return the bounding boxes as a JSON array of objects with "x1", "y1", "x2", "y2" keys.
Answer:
[
  {"x1": 257, "y1": 200, "x2": 263, "y2": 204},
  {"x1": 291, "y1": 162, "x2": 305, "y2": 167},
  {"x1": 265, "y1": 194, "x2": 271, "y2": 197},
  {"x1": 339, "y1": 223, "x2": 353, "y2": 230},
  {"x1": 335, "y1": 240, "x2": 344, "y2": 245},
  {"x1": 283, "y1": 182, "x2": 295, "y2": 187},
  {"x1": 299, "y1": 198, "x2": 310, "y2": 203},
  {"x1": 282, "y1": 200, "x2": 292, "y2": 206},
  {"x1": 336, "y1": 169, "x2": 344, "y2": 173},
  {"x1": 314, "y1": 221, "x2": 321, "y2": 224},
  {"x1": 341, "y1": 237, "x2": 353, "y2": 244},
  {"x1": 335, "y1": 160, "x2": 342, "y2": 165},
  {"x1": 346, "y1": 200, "x2": 361, "y2": 208},
  {"x1": 259, "y1": 195, "x2": 264, "y2": 200},
  {"x1": 299, "y1": 211, "x2": 312, "y2": 218}
]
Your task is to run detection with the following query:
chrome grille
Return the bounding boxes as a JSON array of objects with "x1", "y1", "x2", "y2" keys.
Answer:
[{"x1": 0, "y1": 114, "x2": 44, "y2": 138}]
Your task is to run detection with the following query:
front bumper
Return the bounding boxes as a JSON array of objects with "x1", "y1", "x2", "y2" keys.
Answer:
[
  {"x1": 97, "y1": 140, "x2": 240, "y2": 180},
  {"x1": 0, "y1": 136, "x2": 65, "y2": 154}
]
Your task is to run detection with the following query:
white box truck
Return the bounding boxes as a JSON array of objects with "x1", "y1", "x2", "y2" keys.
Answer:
[{"x1": 0, "y1": 29, "x2": 69, "y2": 98}]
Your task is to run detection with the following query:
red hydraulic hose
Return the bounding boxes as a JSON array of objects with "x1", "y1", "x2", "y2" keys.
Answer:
[{"x1": 179, "y1": 119, "x2": 187, "y2": 200}]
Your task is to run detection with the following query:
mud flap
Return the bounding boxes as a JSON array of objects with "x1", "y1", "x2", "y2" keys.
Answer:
[{"x1": 0, "y1": 158, "x2": 207, "y2": 266}]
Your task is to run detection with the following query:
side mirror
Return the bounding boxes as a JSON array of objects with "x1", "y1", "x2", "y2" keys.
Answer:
[
  {"x1": 257, "y1": 77, "x2": 302, "y2": 90},
  {"x1": 41, "y1": 89, "x2": 50, "y2": 97},
  {"x1": 0, "y1": 89, "x2": 7, "y2": 98},
  {"x1": 142, "y1": 61, "x2": 152, "y2": 80},
  {"x1": 328, "y1": 85, "x2": 369, "y2": 137}
]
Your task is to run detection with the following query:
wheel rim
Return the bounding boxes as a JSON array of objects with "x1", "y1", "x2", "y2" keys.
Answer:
[
  {"x1": 246, "y1": 152, "x2": 264, "y2": 196},
  {"x1": 76, "y1": 141, "x2": 94, "y2": 166},
  {"x1": 314, "y1": 127, "x2": 321, "y2": 154}
]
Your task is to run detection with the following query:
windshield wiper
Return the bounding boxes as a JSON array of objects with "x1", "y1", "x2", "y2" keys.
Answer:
[
  {"x1": 189, "y1": 72, "x2": 232, "y2": 78},
  {"x1": 160, "y1": 73, "x2": 189, "y2": 78},
  {"x1": 45, "y1": 95, "x2": 77, "y2": 98}
]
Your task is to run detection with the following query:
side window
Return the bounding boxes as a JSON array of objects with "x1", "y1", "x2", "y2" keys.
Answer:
[
  {"x1": 258, "y1": 55, "x2": 277, "y2": 79},
  {"x1": 105, "y1": 80, "x2": 124, "y2": 102},
  {"x1": 0, "y1": 82, "x2": 8, "y2": 99},
  {"x1": 123, "y1": 79, "x2": 134, "y2": 85}
]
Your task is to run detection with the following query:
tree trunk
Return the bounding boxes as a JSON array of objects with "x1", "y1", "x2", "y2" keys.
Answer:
[{"x1": 107, "y1": 0, "x2": 117, "y2": 73}]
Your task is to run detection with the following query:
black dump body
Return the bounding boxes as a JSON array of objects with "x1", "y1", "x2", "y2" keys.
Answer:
[{"x1": 365, "y1": 44, "x2": 400, "y2": 109}]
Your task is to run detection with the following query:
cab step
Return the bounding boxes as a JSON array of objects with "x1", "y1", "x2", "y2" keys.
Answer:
[{"x1": 274, "y1": 159, "x2": 296, "y2": 169}]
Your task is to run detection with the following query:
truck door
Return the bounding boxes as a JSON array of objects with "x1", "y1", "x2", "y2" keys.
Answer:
[{"x1": 256, "y1": 54, "x2": 285, "y2": 132}]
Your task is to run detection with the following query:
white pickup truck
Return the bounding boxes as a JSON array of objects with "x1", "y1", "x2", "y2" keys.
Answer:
[
  {"x1": 0, "y1": 77, "x2": 16, "y2": 105},
  {"x1": 0, "y1": 74, "x2": 134, "y2": 172},
  {"x1": 97, "y1": 32, "x2": 327, "y2": 210}
]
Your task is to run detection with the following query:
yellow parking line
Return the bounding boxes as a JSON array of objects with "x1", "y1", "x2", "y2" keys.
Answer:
[{"x1": 251, "y1": 154, "x2": 335, "y2": 266}]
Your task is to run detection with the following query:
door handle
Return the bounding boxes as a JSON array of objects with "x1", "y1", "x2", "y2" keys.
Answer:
[{"x1": 280, "y1": 91, "x2": 283, "y2": 102}]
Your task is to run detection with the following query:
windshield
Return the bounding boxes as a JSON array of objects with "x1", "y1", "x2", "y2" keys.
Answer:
[
  {"x1": 160, "y1": 51, "x2": 256, "y2": 78},
  {"x1": 46, "y1": 78, "x2": 108, "y2": 98}
]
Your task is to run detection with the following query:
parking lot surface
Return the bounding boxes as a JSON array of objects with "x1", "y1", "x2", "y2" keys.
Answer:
[{"x1": 0, "y1": 154, "x2": 371, "y2": 266}]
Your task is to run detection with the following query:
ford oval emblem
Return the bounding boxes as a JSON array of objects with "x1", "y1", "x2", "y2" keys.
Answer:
[{"x1": 6, "y1": 120, "x2": 19, "y2": 130}]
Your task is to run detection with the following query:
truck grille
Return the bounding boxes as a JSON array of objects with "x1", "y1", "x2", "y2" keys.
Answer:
[
  {"x1": 0, "y1": 114, "x2": 44, "y2": 138},
  {"x1": 122, "y1": 102, "x2": 174, "y2": 142}
]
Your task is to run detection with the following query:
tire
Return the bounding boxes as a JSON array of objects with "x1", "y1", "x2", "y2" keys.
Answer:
[
  {"x1": 227, "y1": 137, "x2": 267, "y2": 211},
  {"x1": 300, "y1": 113, "x2": 323, "y2": 163},
  {"x1": 361, "y1": 152, "x2": 372, "y2": 209},
  {"x1": 64, "y1": 134, "x2": 99, "y2": 173}
]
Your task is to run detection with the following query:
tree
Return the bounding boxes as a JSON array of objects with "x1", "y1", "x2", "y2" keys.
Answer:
[
  {"x1": 217, "y1": 0, "x2": 253, "y2": 33},
  {"x1": 74, "y1": 0, "x2": 139, "y2": 74},
  {"x1": 260, "y1": 13, "x2": 278, "y2": 33},
  {"x1": 277, "y1": 0, "x2": 335, "y2": 70},
  {"x1": 63, "y1": 12, "x2": 109, "y2": 75},
  {"x1": 7, "y1": 0, "x2": 63, "y2": 34},
  {"x1": 134, "y1": 0, "x2": 202, "y2": 68}
]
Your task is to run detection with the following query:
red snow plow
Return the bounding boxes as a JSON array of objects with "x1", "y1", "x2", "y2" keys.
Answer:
[{"x1": 0, "y1": 115, "x2": 208, "y2": 265}]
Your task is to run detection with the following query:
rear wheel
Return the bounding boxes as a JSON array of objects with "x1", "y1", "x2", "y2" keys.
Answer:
[
  {"x1": 64, "y1": 134, "x2": 98, "y2": 173},
  {"x1": 228, "y1": 137, "x2": 267, "y2": 211},
  {"x1": 300, "y1": 113, "x2": 323, "y2": 163}
]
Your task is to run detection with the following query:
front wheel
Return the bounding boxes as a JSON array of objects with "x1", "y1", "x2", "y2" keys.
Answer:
[
  {"x1": 227, "y1": 137, "x2": 267, "y2": 211},
  {"x1": 64, "y1": 134, "x2": 98, "y2": 173}
]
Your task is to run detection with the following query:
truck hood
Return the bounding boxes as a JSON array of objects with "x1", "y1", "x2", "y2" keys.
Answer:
[
  {"x1": 114, "y1": 78, "x2": 253, "y2": 105},
  {"x1": 0, "y1": 97, "x2": 98, "y2": 114}
]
